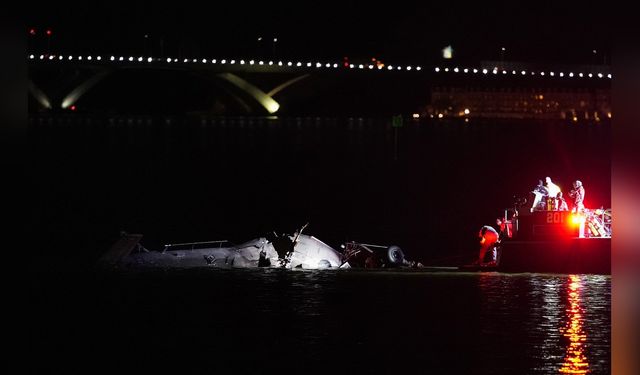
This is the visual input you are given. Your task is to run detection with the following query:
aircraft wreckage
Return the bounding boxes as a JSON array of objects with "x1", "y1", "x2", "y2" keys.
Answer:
[{"x1": 99, "y1": 224, "x2": 421, "y2": 270}]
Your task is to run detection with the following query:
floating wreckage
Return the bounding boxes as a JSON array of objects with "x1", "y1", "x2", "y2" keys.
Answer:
[{"x1": 100, "y1": 224, "x2": 420, "y2": 270}]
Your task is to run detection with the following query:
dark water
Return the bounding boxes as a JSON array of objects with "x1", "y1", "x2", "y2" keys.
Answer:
[
  {"x1": 29, "y1": 116, "x2": 611, "y2": 373},
  {"x1": 28, "y1": 116, "x2": 611, "y2": 268},
  {"x1": 31, "y1": 269, "x2": 610, "y2": 374}
]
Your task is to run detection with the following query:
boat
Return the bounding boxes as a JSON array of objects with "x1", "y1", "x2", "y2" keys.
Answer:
[{"x1": 461, "y1": 207, "x2": 611, "y2": 274}]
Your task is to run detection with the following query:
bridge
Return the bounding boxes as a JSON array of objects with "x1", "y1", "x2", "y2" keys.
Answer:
[{"x1": 28, "y1": 53, "x2": 612, "y2": 117}]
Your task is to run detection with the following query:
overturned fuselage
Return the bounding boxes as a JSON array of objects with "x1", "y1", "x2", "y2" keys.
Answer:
[{"x1": 102, "y1": 233, "x2": 345, "y2": 270}]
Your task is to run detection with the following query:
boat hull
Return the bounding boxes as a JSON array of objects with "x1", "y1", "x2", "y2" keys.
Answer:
[{"x1": 498, "y1": 238, "x2": 610, "y2": 274}]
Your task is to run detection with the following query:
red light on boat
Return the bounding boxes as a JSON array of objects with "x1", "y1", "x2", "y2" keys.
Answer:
[{"x1": 570, "y1": 214, "x2": 585, "y2": 226}]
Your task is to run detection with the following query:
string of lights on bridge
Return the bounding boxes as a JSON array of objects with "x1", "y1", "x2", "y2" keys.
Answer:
[{"x1": 28, "y1": 54, "x2": 612, "y2": 79}]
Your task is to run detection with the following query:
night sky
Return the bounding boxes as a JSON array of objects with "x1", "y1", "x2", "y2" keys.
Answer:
[{"x1": 28, "y1": 2, "x2": 612, "y2": 65}]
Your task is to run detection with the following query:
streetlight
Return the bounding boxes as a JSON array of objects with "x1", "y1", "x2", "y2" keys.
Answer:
[
  {"x1": 46, "y1": 29, "x2": 52, "y2": 55},
  {"x1": 273, "y1": 37, "x2": 277, "y2": 59},
  {"x1": 143, "y1": 34, "x2": 150, "y2": 57}
]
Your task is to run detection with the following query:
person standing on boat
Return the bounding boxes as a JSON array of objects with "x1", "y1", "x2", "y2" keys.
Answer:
[
  {"x1": 569, "y1": 180, "x2": 585, "y2": 213},
  {"x1": 531, "y1": 179, "x2": 549, "y2": 212},
  {"x1": 556, "y1": 192, "x2": 569, "y2": 211},
  {"x1": 545, "y1": 177, "x2": 561, "y2": 198},
  {"x1": 476, "y1": 225, "x2": 499, "y2": 265}
]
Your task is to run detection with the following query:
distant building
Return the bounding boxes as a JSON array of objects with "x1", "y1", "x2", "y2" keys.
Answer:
[{"x1": 426, "y1": 62, "x2": 611, "y2": 122}]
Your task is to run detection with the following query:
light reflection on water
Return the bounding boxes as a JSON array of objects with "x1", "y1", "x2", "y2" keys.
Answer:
[
  {"x1": 559, "y1": 275, "x2": 589, "y2": 374},
  {"x1": 34, "y1": 269, "x2": 611, "y2": 374}
]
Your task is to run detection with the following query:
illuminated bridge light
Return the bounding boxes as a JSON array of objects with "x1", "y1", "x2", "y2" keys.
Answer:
[
  {"x1": 326, "y1": 63, "x2": 332, "y2": 68},
  {"x1": 358, "y1": 64, "x2": 364, "y2": 69},
  {"x1": 377, "y1": 65, "x2": 383, "y2": 69},
  {"x1": 87, "y1": 56, "x2": 92, "y2": 61},
  {"x1": 453, "y1": 67, "x2": 459, "y2": 72},
  {"x1": 435, "y1": 67, "x2": 440, "y2": 72},
  {"x1": 559, "y1": 72, "x2": 564, "y2": 77},
  {"x1": 259, "y1": 61, "x2": 264, "y2": 65},
  {"x1": 578, "y1": 73, "x2": 583, "y2": 77},
  {"x1": 387, "y1": 65, "x2": 393, "y2": 70},
  {"x1": 201, "y1": 59, "x2": 207, "y2": 63},
  {"x1": 59, "y1": 55, "x2": 64, "y2": 60},
  {"x1": 306, "y1": 62, "x2": 312, "y2": 67},
  {"x1": 511, "y1": 70, "x2": 516, "y2": 74},
  {"x1": 287, "y1": 62, "x2": 292, "y2": 66},
  {"x1": 588, "y1": 73, "x2": 593, "y2": 78},
  {"x1": 166, "y1": 58, "x2": 172, "y2": 63},
  {"x1": 221, "y1": 59, "x2": 227, "y2": 64},
  {"x1": 249, "y1": 60, "x2": 255, "y2": 65},
  {"x1": 472, "y1": 68, "x2": 478, "y2": 73},
  {"x1": 416, "y1": 66, "x2": 421, "y2": 71},
  {"x1": 463, "y1": 68, "x2": 468, "y2": 73},
  {"x1": 407, "y1": 66, "x2": 412, "y2": 70},
  {"x1": 48, "y1": 55, "x2": 54, "y2": 60},
  {"x1": 492, "y1": 69, "x2": 498, "y2": 74},
  {"x1": 597, "y1": 73, "x2": 603, "y2": 78},
  {"x1": 29, "y1": 54, "x2": 34, "y2": 59},
  {"x1": 39, "y1": 54, "x2": 45, "y2": 60},
  {"x1": 318, "y1": 63, "x2": 323, "y2": 68},
  {"x1": 110, "y1": 56, "x2": 115, "y2": 61},
  {"x1": 279, "y1": 61, "x2": 284, "y2": 66},
  {"x1": 607, "y1": 73, "x2": 612, "y2": 78},
  {"x1": 211, "y1": 59, "x2": 217, "y2": 63},
  {"x1": 78, "y1": 56, "x2": 83, "y2": 60},
  {"x1": 147, "y1": 57, "x2": 152, "y2": 62},
  {"x1": 540, "y1": 72, "x2": 545, "y2": 76},
  {"x1": 521, "y1": 70, "x2": 526, "y2": 75},
  {"x1": 296, "y1": 62, "x2": 302, "y2": 67},
  {"x1": 550, "y1": 72, "x2": 555, "y2": 76},
  {"x1": 396, "y1": 66, "x2": 402, "y2": 70},
  {"x1": 333, "y1": 63, "x2": 339, "y2": 68},
  {"x1": 96, "y1": 56, "x2": 102, "y2": 61},
  {"x1": 444, "y1": 67, "x2": 449, "y2": 72},
  {"x1": 138, "y1": 57, "x2": 143, "y2": 62},
  {"x1": 482, "y1": 69, "x2": 488, "y2": 74},
  {"x1": 268, "y1": 61, "x2": 273, "y2": 65},
  {"x1": 368, "y1": 64, "x2": 374, "y2": 69},
  {"x1": 502, "y1": 70, "x2": 507, "y2": 74},
  {"x1": 569, "y1": 72, "x2": 574, "y2": 77},
  {"x1": 119, "y1": 56, "x2": 124, "y2": 61}
]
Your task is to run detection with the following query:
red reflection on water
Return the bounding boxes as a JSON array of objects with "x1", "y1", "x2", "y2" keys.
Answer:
[{"x1": 559, "y1": 275, "x2": 589, "y2": 374}]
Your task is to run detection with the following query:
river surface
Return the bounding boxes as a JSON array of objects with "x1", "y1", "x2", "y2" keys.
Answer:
[{"x1": 31, "y1": 268, "x2": 610, "y2": 374}]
